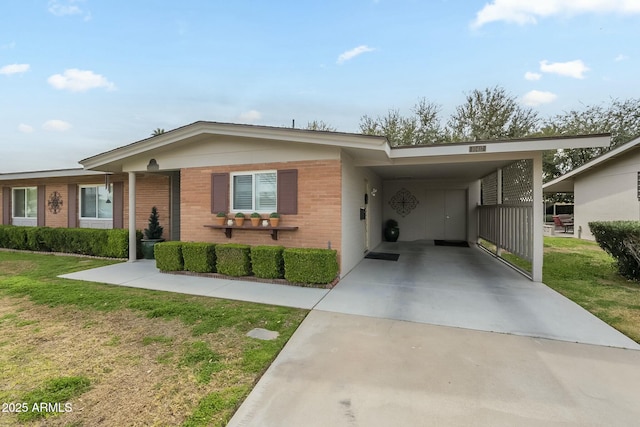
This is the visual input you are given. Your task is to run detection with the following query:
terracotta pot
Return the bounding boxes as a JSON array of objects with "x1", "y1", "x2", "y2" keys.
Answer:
[
  {"x1": 251, "y1": 217, "x2": 261, "y2": 226},
  {"x1": 235, "y1": 218, "x2": 245, "y2": 226},
  {"x1": 270, "y1": 218, "x2": 280, "y2": 227},
  {"x1": 215, "y1": 216, "x2": 226, "y2": 225}
]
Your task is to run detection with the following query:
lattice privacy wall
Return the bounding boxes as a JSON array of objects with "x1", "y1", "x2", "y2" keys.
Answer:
[
  {"x1": 502, "y1": 159, "x2": 533, "y2": 204},
  {"x1": 481, "y1": 172, "x2": 498, "y2": 205},
  {"x1": 480, "y1": 159, "x2": 533, "y2": 205}
]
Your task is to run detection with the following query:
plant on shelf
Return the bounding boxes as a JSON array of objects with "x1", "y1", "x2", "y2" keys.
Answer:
[
  {"x1": 250, "y1": 212, "x2": 261, "y2": 227},
  {"x1": 384, "y1": 219, "x2": 399, "y2": 242},
  {"x1": 215, "y1": 211, "x2": 227, "y2": 226},
  {"x1": 269, "y1": 212, "x2": 280, "y2": 227},
  {"x1": 235, "y1": 212, "x2": 246, "y2": 226},
  {"x1": 141, "y1": 206, "x2": 165, "y2": 259}
]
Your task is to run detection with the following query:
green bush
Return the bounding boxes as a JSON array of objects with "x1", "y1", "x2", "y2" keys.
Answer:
[
  {"x1": 251, "y1": 245, "x2": 284, "y2": 279},
  {"x1": 215, "y1": 244, "x2": 251, "y2": 277},
  {"x1": 589, "y1": 221, "x2": 640, "y2": 280},
  {"x1": 0, "y1": 225, "x2": 138, "y2": 258},
  {"x1": 154, "y1": 241, "x2": 184, "y2": 271},
  {"x1": 283, "y1": 248, "x2": 338, "y2": 284},
  {"x1": 182, "y1": 242, "x2": 217, "y2": 273}
]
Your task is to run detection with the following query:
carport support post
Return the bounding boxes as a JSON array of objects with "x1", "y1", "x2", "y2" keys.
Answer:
[
  {"x1": 128, "y1": 172, "x2": 137, "y2": 262},
  {"x1": 532, "y1": 154, "x2": 543, "y2": 282}
]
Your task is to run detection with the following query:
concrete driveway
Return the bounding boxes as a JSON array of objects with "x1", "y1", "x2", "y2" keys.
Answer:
[
  {"x1": 228, "y1": 241, "x2": 640, "y2": 426},
  {"x1": 316, "y1": 240, "x2": 639, "y2": 349}
]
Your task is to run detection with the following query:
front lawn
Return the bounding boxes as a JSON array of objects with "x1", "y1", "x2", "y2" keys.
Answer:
[
  {"x1": 543, "y1": 237, "x2": 640, "y2": 343},
  {"x1": 0, "y1": 252, "x2": 307, "y2": 426}
]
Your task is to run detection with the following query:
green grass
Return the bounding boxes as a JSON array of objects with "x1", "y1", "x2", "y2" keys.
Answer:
[
  {"x1": 543, "y1": 237, "x2": 640, "y2": 343},
  {"x1": 0, "y1": 251, "x2": 308, "y2": 426},
  {"x1": 17, "y1": 376, "x2": 91, "y2": 422}
]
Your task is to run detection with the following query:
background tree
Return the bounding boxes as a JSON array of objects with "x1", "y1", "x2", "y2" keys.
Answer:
[
  {"x1": 359, "y1": 98, "x2": 444, "y2": 146},
  {"x1": 151, "y1": 128, "x2": 165, "y2": 136},
  {"x1": 541, "y1": 98, "x2": 640, "y2": 177},
  {"x1": 447, "y1": 86, "x2": 539, "y2": 142},
  {"x1": 305, "y1": 120, "x2": 336, "y2": 131}
]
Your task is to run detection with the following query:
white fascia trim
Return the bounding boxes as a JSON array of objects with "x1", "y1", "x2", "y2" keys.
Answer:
[
  {"x1": 0, "y1": 168, "x2": 106, "y2": 181},
  {"x1": 390, "y1": 134, "x2": 611, "y2": 160}
]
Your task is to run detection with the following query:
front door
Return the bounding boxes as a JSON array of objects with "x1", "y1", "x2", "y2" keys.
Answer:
[{"x1": 425, "y1": 189, "x2": 467, "y2": 241}]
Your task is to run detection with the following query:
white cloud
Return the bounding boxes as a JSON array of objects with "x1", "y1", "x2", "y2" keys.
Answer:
[
  {"x1": 48, "y1": 69, "x2": 116, "y2": 92},
  {"x1": 540, "y1": 59, "x2": 589, "y2": 79},
  {"x1": 337, "y1": 45, "x2": 375, "y2": 64},
  {"x1": 48, "y1": 0, "x2": 92, "y2": 21},
  {"x1": 43, "y1": 120, "x2": 72, "y2": 131},
  {"x1": 521, "y1": 90, "x2": 557, "y2": 106},
  {"x1": 18, "y1": 124, "x2": 34, "y2": 133},
  {"x1": 615, "y1": 54, "x2": 629, "y2": 61},
  {"x1": 472, "y1": 0, "x2": 640, "y2": 28},
  {"x1": 0, "y1": 63, "x2": 30, "y2": 75},
  {"x1": 524, "y1": 71, "x2": 541, "y2": 81},
  {"x1": 237, "y1": 110, "x2": 262, "y2": 123}
]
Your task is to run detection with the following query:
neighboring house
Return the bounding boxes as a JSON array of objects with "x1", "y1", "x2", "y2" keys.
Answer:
[
  {"x1": 0, "y1": 121, "x2": 610, "y2": 281},
  {"x1": 544, "y1": 135, "x2": 640, "y2": 240}
]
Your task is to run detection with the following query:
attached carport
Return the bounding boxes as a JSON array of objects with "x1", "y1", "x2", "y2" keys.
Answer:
[{"x1": 349, "y1": 134, "x2": 611, "y2": 281}]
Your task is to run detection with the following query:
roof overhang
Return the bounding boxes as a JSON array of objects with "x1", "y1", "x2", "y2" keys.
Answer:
[
  {"x1": 543, "y1": 134, "x2": 640, "y2": 193},
  {"x1": 80, "y1": 121, "x2": 390, "y2": 172},
  {"x1": 0, "y1": 168, "x2": 107, "y2": 182},
  {"x1": 362, "y1": 134, "x2": 611, "y2": 181}
]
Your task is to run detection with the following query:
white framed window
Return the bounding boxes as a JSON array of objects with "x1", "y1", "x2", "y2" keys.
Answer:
[
  {"x1": 12, "y1": 187, "x2": 37, "y2": 218},
  {"x1": 231, "y1": 171, "x2": 277, "y2": 212},
  {"x1": 80, "y1": 185, "x2": 113, "y2": 219}
]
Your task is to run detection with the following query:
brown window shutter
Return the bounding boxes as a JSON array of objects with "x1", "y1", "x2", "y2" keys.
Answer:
[
  {"x1": 277, "y1": 169, "x2": 298, "y2": 214},
  {"x1": 37, "y1": 185, "x2": 46, "y2": 227},
  {"x1": 67, "y1": 184, "x2": 77, "y2": 228},
  {"x1": 112, "y1": 182, "x2": 124, "y2": 228},
  {"x1": 2, "y1": 187, "x2": 11, "y2": 225},
  {"x1": 211, "y1": 173, "x2": 229, "y2": 214}
]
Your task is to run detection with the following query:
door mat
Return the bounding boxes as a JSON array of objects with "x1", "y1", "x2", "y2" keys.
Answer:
[
  {"x1": 365, "y1": 252, "x2": 400, "y2": 261},
  {"x1": 434, "y1": 240, "x2": 469, "y2": 247}
]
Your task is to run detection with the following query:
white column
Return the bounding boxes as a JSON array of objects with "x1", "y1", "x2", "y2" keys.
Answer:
[
  {"x1": 532, "y1": 153, "x2": 543, "y2": 282},
  {"x1": 128, "y1": 172, "x2": 137, "y2": 262}
]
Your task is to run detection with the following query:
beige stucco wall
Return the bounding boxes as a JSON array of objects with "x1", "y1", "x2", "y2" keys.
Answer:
[
  {"x1": 382, "y1": 179, "x2": 480, "y2": 242},
  {"x1": 119, "y1": 136, "x2": 341, "y2": 172},
  {"x1": 340, "y1": 152, "x2": 383, "y2": 276},
  {"x1": 574, "y1": 151, "x2": 640, "y2": 240}
]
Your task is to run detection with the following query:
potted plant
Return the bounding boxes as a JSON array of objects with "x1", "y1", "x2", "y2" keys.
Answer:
[
  {"x1": 384, "y1": 219, "x2": 399, "y2": 242},
  {"x1": 235, "y1": 212, "x2": 245, "y2": 226},
  {"x1": 141, "y1": 206, "x2": 165, "y2": 259},
  {"x1": 250, "y1": 212, "x2": 261, "y2": 226},
  {"x1": 269, "y1": 212, "x2": 280, "y2": 227},
  {"x1": 215, "y1": 211, "x2": 226, "y2": 226}
]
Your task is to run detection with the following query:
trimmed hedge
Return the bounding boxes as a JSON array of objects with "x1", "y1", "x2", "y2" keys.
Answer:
[
  {"x1": 0, "y1": 225, "x2": 140, "y2": 258},
  {"x1": 182, "y1": 242, "x2": 217, "y2": 273},
  {"x1": 283, "y1": 248, "x2": 338, "y2": 284},
  {"x1": 216, "y1": 244, "x2": 251, "y2": 277},
  {"x1": 251, "y1": 245, "x2": 284, "y2": 279},
  {"x1": 589, "y1": 221, "x2": 640, "y2": 280},
  {"x1": 154, "y1": 241, "x2": 184, "y2": 271}
]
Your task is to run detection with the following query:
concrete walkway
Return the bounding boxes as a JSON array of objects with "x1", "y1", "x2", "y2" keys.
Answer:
[{"x1": 60, "y1": 260, "x2": 328, "y2": 310}]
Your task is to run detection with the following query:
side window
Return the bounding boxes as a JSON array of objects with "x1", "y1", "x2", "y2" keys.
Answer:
[
  {"x1": 231, "y1": 171, "x2": 277, "y2": 212},
  {"x1": 79, "y1": 185, "x2": 113, "y2": 219},
  {"x1": 12, "y1": 187, "x2": 37, "y2": 218}
]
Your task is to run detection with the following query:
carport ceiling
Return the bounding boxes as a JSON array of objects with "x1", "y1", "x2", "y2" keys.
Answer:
[{"x1": 369, "y1": 159, "x2": 515, "y2": 181}]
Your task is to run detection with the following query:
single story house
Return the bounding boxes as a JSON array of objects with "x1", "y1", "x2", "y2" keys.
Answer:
[
  {"x1": 544, "y1": 135, "x2": 640, "y2": 240},
  {"x1": 1, "y1": 121, "x2": 610, "y2": 281}
]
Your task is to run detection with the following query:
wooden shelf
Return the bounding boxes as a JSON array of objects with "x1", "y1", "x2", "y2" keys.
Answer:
[{"x1": 204, "y1": 224, "x2": 298, "y2": 240}]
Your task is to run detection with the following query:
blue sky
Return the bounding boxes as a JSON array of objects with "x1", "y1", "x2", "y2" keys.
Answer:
[{"x1": 1, "y1": 0, "x2": 639, "y2": 172}]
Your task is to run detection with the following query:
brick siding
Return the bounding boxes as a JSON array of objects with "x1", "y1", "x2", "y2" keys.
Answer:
[{"x1": 181, "y1": 160, "x2": 342, "y2": 253}]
